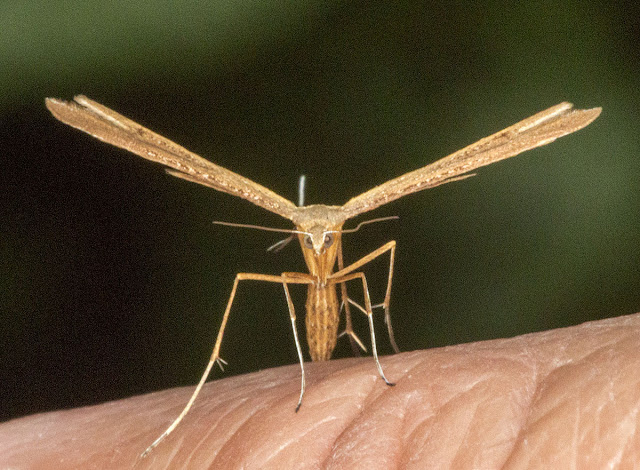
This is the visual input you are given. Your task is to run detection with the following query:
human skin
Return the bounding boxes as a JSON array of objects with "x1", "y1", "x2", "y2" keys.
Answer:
[{"x1": 1, "y1": 313, "x2": 639, "y2": 469}]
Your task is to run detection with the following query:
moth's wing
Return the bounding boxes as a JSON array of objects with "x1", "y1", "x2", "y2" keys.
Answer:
[
  {"x1": 46, "y1": 96, "x2": 298, "y2": 220},
  {"x1": 341, "y1": 103, "x2": 601, "y2": 219}
]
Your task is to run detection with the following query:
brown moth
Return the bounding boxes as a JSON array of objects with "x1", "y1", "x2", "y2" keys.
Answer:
[{"x1": 45, "y1": 96, "x2": 601, "y2": 456}]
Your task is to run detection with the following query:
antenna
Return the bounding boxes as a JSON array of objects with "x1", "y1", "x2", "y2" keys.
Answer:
[
  {"x1": 340, "y1": 216, "x2": 399, "y2": 234},
  {"x1": 212, "y1": 220, "x2": 305, "y2": 235}
]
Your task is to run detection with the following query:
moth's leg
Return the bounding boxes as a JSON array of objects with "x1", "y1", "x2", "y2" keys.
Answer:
[
  {"x1": 331, "y1": 241, "x2": 399, "y2": 354},
  {"x1": 337, "y1": 242, "x2": 366, "y2": 355},
  {"x1": 376, "y1": 242, "x2": 399, "y2": 353},
  {"x1": 342, "y1": 297, "x2": 375, "y2": 354},
  {"x1": 141, "y1": 272, "x2": 311, "y2": 459},
  {"x1": 330, "y1": 271, "x2": 395, "y2": 387},
  {"x1": 280, "y1": 272, "x2": 316, "y2": 411}
]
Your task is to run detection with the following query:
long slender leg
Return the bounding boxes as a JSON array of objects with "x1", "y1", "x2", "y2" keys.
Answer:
[
  {"x1": 281, "y1": 281, "x2": 306, "y2": 411},
  {"x1": 141, "y1": 272, "x2": 311, "y2": 458},
  {"x1": 337, "y1": 242, "x2": 366, "y2": 355},
  {"x1": 376, "y1": 243, "x2": 399, "y2": 353},
  {"x1": 331, "y1": 271, "x2": 395, "y2": 387},
  {"x1": 331, "y1": 241, "x2": 399, "y2": 353}
]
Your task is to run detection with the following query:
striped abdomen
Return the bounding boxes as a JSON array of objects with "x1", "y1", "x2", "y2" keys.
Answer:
[{"x1": 305, "y1": 284, "x2": 339, "y2": 361}]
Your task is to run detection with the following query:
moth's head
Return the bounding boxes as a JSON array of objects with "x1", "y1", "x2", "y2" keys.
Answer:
[
  {"x1": 290, "y1": 204, "x2": 399, "y2": 256},
  {"x1": 297, "y1": 224, "x2": 341, "y2": 255},
  {"x1": 292, "y1": 205, "x2": 346, "y2": 256},
  {"x1": 295, "y1": 221, "x2": 343, "y2": 278}
]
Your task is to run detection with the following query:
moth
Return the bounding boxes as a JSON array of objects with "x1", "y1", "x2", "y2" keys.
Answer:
[{"x1": 46, "y1": 96, "x2": 601, "y2": 456}]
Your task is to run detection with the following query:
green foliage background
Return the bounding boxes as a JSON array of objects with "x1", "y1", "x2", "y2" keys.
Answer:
[{"x1": 2, "y1": 1, "x2": 639, "y2": 420}]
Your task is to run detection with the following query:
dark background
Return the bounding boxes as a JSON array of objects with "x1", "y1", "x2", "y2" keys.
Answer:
[{"x1": 2, "y1": 1, "x2": 639, "y2": 422}]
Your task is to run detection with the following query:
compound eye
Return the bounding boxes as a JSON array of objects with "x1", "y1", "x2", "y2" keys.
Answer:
[
  {"x1": 303, "y1": 234, "x2": 313, "y2": 249},
  {"x1": 323, "y1": 233, "x2": 334, "y2": 247}
]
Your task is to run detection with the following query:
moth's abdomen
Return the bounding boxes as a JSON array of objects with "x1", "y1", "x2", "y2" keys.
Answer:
[{"x1": 305, "y1": 284, "x2": 339, "y2": 361}]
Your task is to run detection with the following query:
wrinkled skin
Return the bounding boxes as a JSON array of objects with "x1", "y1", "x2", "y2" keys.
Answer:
[{"x1": 2, "y1": 313, "x2": 640, "y2": 469}]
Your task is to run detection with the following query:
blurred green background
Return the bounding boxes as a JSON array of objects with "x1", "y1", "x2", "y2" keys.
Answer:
[{"x1": 2, "y1": 1, "x2": 639, "y2": 421}]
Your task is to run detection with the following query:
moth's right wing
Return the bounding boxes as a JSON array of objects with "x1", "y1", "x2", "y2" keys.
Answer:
[
  {"x1": 341, "y1": 102, "x2": 601, "y2": 219},
  {"x1": 46, "y1": 95, "x2": 298, "y2": 220}
]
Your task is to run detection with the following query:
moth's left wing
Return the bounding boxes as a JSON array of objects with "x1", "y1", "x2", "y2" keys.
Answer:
[
  {"x1": 46, "y1": 96, "x2": 298, "y2": 220},
  {"x1": 341, "y1": 102, "x2": 601, "y2": 219}
]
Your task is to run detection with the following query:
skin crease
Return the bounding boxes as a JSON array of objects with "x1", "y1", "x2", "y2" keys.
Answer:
[{"x1": 2, "y1": 313, "x2": 640, "y2": 469}]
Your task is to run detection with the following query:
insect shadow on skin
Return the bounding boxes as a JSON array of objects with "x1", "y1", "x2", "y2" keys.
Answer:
[{"x1": 45, "y1": 96, "x2": 601, "y2": 457}]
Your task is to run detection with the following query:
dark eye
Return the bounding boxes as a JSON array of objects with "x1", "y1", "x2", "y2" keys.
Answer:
[
  {"x1": 303, "y1": 235, "x2": 313, "y2": 249},
  {"x1": 323, "y1": 233, "x2": 334, "y2": 247}
]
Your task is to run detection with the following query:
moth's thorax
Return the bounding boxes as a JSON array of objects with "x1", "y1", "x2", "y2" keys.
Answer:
[{"x1": 291, "y1": 204, "x2": 347, "y2": 227}]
